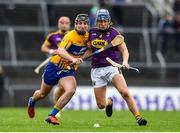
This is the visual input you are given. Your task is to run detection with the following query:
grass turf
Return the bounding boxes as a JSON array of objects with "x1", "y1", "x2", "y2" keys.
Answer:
[{"x1": 0, "y1": 107, "x2": 180, "y2": 132}]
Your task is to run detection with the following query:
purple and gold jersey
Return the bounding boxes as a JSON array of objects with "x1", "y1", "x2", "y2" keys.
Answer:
[
  {"x1": 50, "y1": 30, "x2": 89, "y2": 70},
  {"x1": 44, "y1": 30, "x2": 67, "y2": 49},
  {"x1": 89, "y1": 27, "x2": 121, "y2": 68}
]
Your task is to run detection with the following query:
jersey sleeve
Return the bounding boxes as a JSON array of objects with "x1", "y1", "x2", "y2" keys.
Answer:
[
  {"x1": 58, "y1": 32, "x2": 72, "y2": 49},
  {"x1": 111, "y1": 27, "x2": 125, "y2": 46},
  {"x1": 111, "y1": 27, "x2": 121, "y2": 38},
  {"x1": 44, "y1": 33, "x2": 53, "y2": 46}
]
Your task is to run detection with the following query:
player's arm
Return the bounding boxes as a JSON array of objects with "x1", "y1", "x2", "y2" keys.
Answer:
[
  {"x1": 117, "y1": 41, "x2": 129, "y2": 69},
  {"x1": 57, "y1": 34, "x2": 83, "y2": 64},
  {"x1": 41, "y1": 41, "x2": 55, "y2": 55},
  {"x1": 82, "y1": 49, "x2": 92, "y2": 59},
  {"x1": 81, "y1": 42, "x2": 92, "y2": 59},
  {"x1": 41, "y1": 34, "x2": 56, "y2": 55},
  {"x1": 57, "y1": 47, "x2": 82, "y2": 64}
]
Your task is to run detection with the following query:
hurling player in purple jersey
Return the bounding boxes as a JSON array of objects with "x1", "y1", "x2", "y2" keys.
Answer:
[
  {"x1": 41, "y1": 16, "x2": 71, "y2": 56},
  {"x1": 86, "y1": 9, "x2": 147, "y2": 126}
]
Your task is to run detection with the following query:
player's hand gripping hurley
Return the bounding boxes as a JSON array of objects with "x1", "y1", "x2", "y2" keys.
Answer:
[
  {"x1": 106, "y1": 57, "x2": 140, "y2": 73},
  {"x1": 68, "y1": 35, "x2": 124, "y2": 69},
  {"x1": 34, "y1": 35, "x2": 125, "y2": 73},
  {"x1": 85, "y1": 35, "x2": 124, "y2": 59}
]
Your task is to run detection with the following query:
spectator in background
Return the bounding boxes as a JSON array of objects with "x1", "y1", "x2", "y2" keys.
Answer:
[
  {"x1": 89, "y1": 6, "x2": 98, "y2": 27},
  {"x1": 173, "y1": 12, "x2": 180, "y2": 56},
  {"x1": 173, "y1": 0, "x2": 180, "y2": 13},
  {"x1": 98, "y1": 0, "x2": 127, "y2": 26},
  {"x1": 158, "y1": 13, "x2": 174, "y2": 55}
]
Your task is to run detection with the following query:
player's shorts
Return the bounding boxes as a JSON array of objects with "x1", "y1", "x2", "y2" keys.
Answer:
[
  {"x1": 43, "y1": 62, "x2": 75, "y2": 86},
  {"x1": 91, "y1": 66, "x2": 119, "y2": 88}
]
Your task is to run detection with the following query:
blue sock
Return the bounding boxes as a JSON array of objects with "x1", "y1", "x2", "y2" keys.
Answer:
[
  {"x1": 28, "y1": 97, "x2": 35, "y2": 107},
  {"x1": 50, "y1": 108, "x2": 59, "y2": 116}
]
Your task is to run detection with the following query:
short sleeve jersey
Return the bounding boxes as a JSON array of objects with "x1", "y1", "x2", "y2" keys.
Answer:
[
  {"x1": 50, "y1": 30, "x2": 89, "y2": 69},
  {"x1": 89, "y1": 27, "x2": 121, "y2": 68}
]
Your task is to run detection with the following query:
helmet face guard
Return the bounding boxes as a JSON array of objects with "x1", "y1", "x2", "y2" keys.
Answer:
[
  {"x1": 96, "y1": 9, "x2": 111, "y2": 22},
  {"x1": 75, "y1": 14, "x2": 89, "y2": 24},
  {"x1": 75, "y1": 14, "x2": 89, "y2": 35},
  {"x1": 95, "y1": 9, "x2": 111, "y2": 30}
]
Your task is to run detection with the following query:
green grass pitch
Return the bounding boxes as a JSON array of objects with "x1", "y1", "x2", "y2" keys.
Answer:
[{"x1": 0, "y1": 107, "x2": 180, "y2": 132}]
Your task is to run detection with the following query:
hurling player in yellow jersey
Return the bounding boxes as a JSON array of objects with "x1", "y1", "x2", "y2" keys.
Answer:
[
  {"x1": 41, "y1": 16, "x2": 71, "y2": 118},
  {"x1": 27, "y1": 14, "x2": 89, "y2": 125}
]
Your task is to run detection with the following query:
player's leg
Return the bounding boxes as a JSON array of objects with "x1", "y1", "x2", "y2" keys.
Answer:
[
  {"x1": 94, "y1": 86, "x2": 113, "y2": 117},
  {"x1": 28, "y1": 79, "x2": 52, "y2": 118},
  {"x1": 91, "y1": 67, "x2": 113, "y2": 117},
  {"x1": 111, "y1": 73, "x2": 147, "y2": 126},
  {"x1": 45, "y1": 84, "x2": 63, "y2": 125},
  {"x1": 45, "y1": 76, "x2": 76, "y2": 125},
  {"x1": 53, "y1": 85, "x2": 65, "y2": 104},
  {"x1": 94, "y1": 86, "x2": 107, "y2": 109},
  {"x1": 55, "y1": 76, "x2": 76, "y2": 110},
  {"x1": 53, "y1": 85, "x2": 65, "y2": 118}
]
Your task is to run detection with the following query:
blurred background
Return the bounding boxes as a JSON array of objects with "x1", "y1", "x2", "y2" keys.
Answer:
[{"x1": 0, "y1": 0, "x2": 180, "y2": 110}]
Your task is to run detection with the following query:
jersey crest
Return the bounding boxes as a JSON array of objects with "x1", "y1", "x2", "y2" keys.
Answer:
[{"x1": 91, "y1": 39, "x2": 108, "y2": 49}]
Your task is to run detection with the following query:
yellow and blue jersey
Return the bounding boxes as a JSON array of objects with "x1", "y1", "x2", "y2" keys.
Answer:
[{"x1": 50, "y1": 30, "x2": 89, "y2": 70}]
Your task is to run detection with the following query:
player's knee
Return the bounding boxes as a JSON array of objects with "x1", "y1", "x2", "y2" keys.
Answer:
[
  {"x1": 97, "y1": 103, "x2": 105, "y2": 109},
  {"x1": 40, "y1": 94, "x2": 46, "y2": 98},
  {"x1": 66, "y1": 88, "x2": 76, "y2": 96},
  {"x1": 39, "y1": 92, "x2": 48, "y2": 98},
  {"x1": 34, "y1": 90, "x2": 47, "y2": 98},
  {"x1": 121, "y1": 91, "x2": 130, "y2": 99}
]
